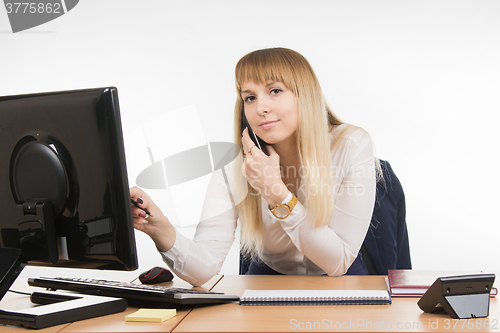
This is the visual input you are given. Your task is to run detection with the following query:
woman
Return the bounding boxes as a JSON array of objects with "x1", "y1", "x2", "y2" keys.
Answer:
[{"x1": 130, "y1": 47, "x2": 377, "y2": 286}]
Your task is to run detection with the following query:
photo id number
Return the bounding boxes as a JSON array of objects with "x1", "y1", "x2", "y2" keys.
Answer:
[
  {"x1": 5, "y1": 2, "x2": 62, "y2": 14},
  {"x1": 443, "y1": 318, "x2": 498, "y2": 330}
]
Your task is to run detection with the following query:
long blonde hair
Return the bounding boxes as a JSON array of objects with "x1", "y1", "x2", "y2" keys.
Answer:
[{"x1": 233, "y1": 48, "x2": 342, "y2": 258}]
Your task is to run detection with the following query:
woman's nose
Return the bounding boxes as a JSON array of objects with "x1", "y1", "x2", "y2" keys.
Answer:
[{"x1": 256, "y1": 96, "x2": 271, "y2": 115}]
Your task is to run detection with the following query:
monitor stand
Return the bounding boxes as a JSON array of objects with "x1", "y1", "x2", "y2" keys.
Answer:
[{"x1": 0, "y1": 248, "x2": 128, "y2": 329}]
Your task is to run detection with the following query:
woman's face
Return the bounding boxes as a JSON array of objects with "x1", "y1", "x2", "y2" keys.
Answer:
[{"x1": 240, "y1": 80, "x2": 299, "y2": 147}]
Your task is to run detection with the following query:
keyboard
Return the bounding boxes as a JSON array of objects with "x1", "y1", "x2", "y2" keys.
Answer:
[{"x1": 28, "y1": 276, "x2": 240, "y2": 305}]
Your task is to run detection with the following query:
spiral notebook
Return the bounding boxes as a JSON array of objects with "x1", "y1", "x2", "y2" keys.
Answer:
[{"x1": 239, "y1": 290, "x2": 391, "y2": 305}]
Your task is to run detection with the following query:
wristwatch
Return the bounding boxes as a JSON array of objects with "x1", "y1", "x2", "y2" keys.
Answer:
[{"x1": 268, "y1": 193, "x2": 297, "y2": 219}]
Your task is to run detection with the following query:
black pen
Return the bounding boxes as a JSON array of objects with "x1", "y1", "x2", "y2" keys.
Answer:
[{"x1": 130, "y1": 199, "x2": 153, "y2": 217}]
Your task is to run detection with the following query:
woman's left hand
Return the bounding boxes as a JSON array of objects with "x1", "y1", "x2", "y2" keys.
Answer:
[{"x1": 241, "y1": 128, "x2": 288, "y2": 207}]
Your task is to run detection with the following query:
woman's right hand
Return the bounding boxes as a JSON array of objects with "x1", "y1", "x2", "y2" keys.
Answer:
[{"x1": 130, "y1": 186, "x2": 176, "y2": 252}]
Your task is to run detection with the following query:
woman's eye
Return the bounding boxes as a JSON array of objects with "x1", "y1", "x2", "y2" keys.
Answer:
[
  {"x1": 270, "y1": 88, "x2": 282, "y2": 95},
  {"x1": 244, "y1": 95, "x2": 255, "y2": 103}
]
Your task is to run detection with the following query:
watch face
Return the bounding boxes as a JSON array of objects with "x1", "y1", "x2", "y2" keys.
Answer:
[{"x1": 275, "y1": 205, "x2": 290, "y2": 219}]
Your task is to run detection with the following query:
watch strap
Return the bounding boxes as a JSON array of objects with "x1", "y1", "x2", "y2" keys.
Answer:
[{"x1": 268, "y1": 192, "x2": 297, "y2": 219}]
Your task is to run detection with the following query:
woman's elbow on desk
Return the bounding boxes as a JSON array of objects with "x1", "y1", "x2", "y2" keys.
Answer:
[
  {"x1": 162, "y1": 255, "x2": 223, "y2": 287},
  {"x1": 323, "y1": 250, "x2": 359, "y2": 277},
  {"x1": 173, "y1": 269, "x2": 220, "y2": 287}
]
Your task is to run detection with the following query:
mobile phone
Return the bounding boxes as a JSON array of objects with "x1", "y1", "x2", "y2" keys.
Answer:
[{"x1": 241, "y1": 112, "x2": 268, "y2": 155}]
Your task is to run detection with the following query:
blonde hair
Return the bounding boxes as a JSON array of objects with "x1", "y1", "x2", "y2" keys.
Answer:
[{"x1": 233, "y1": 48, "x2": 343, "y2": 258}]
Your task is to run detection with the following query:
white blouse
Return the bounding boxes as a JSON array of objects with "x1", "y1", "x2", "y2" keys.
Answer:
[{"x1": 160, "y1": 124, "x2": 376, "y2": 286}]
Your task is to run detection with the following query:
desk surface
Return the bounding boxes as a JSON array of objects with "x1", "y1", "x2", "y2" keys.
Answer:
[
  {"x1": 2, "y1": 274, "x2": 499, "y2": 333},
  {"x1": 174, "y1": 275, "x2": 499, "y2": 333}
]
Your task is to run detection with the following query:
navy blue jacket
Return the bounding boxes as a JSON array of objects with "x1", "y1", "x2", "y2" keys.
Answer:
[{"x1": 362, "y1": 160, "x2": 412, "y2": 274}]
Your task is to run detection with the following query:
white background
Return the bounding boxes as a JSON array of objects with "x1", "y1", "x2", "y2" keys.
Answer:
[{"x1": 1, "y1": 0, "x2": 499, "y2": 282}]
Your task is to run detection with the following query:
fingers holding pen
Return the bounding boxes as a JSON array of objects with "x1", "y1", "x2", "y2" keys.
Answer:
[
  {"x1": 131, "y1": 198, "x2": 153, "y2": 217},
  {"x1": 129, "y1": 186, "x2": 156, "y2": 225},
  {"x1": 129, "y1": 186, "x2": 176, "y2": 252}
]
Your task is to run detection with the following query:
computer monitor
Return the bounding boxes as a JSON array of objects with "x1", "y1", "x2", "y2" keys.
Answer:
[{"x1": 0, "y1": 87, "x2": 138, "y2": 328}]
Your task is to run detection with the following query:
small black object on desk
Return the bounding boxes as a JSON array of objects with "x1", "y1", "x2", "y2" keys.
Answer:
[
  {"x1": 418, "y1": 274, "x2": 495, "y2": 319},
  {"x1": 139, "y1": 266, "x2": 174, "y2": 284}
]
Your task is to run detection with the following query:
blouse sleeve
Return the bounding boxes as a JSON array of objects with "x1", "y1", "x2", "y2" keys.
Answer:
[
  {"x1": 159, "y1": 167, "x2": 239, "y2": 286},
  {"x1": 274, "y1": 127, "x2": 376, "y2": 276}
]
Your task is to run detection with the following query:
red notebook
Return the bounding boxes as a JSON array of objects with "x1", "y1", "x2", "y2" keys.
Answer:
[{"x1": 387, "y1": 270, "x2": 498, "y2": 297}]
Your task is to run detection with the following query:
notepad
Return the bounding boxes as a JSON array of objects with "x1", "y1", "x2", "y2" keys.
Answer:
[
  {"x1": 239, "y1": 290, "x2": 391, "y2": 305},
  {"x1": 125, "y1": 309, "x2": 176, "y2": 322}
]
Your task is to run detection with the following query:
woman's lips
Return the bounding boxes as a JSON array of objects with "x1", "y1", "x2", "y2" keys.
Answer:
[{"x1": 259, "y1": 120, "x2": 279, "y2": 130}]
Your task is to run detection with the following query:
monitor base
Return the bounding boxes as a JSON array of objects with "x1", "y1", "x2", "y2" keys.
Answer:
[
  {"x1": 0, "y1": 291, "x2": 127, "y2": 329},
  {"x1": 0, "y1": 248, "x2": 127, "y2": 329}
]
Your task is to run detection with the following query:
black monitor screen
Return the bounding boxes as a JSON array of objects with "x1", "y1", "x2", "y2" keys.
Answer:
[{"x1": 0, "y1": 87, "x2": 138, "y2": 271}]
